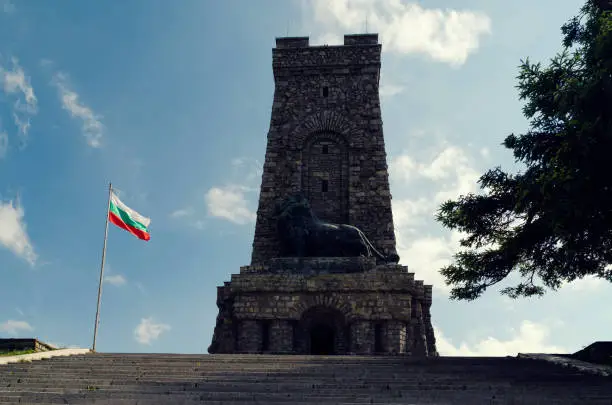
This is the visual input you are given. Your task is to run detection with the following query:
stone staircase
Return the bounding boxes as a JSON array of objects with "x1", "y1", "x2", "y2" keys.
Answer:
[{"x1": 0, "y1": 353, "x2": 611, "y2": 404}]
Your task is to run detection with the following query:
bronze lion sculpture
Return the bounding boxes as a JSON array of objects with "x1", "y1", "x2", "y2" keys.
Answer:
[{"x1": 272, "y1": 193, "x2": 400, "y2": 264}]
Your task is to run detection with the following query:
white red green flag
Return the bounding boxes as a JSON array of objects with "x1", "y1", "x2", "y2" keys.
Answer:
[{"x1": 108, "y1": 192, "x2": 151, "y2": 241}]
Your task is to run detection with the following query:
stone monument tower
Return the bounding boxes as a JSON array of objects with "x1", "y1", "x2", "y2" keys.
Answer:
[{"x1": 209, "y1": 34, "x2": 437, "y2": 356}]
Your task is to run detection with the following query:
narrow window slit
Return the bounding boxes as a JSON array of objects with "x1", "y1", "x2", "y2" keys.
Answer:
[{"x1": 261, "y1": 321, "x2": 270, "y2": 352}]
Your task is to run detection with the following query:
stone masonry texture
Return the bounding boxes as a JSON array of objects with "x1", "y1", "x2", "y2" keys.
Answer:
[
  {"x1": 252, "y1": 33, "x2": 398, "y2": 263},
  {"x1": 208, "y1": 33, "x2": 437, "y2": 357}
]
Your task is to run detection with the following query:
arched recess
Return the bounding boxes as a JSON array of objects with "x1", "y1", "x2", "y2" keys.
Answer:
[
  {"x1": 290, "y1": 109, "x2": 360, "y2": 148},
  {"x1": 301, "y1": 131, "x2": 349, "y2": 223},
  {"x1": 297, "y1": 306, "x2": 348, "y2": 355},
  {"x1": 290, "y1": 293, "x2": 354, "y2": 321}
]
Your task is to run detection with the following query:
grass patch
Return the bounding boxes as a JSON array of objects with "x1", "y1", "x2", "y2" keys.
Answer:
[{"x1": 0, "y1": 349, "x2": 37, "y2": 357}]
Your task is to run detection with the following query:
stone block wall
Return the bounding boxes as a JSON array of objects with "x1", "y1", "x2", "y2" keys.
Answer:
[
  {"x1": 269, "y1": 320, "x2": 293, "y2": 353},
  {"x1": 350, "y1": 321, "x2": 374, "y2": 354},
  {"x1": 237, "y1": 320, "x2": 261, "y2": 354},
  {"x1": 208, "y1": 32, "x2": 438, "y2": 358},
  {"x1": 209, "y1": 265, "x2": 436, "y2": 356},
  {"x1": 250, "y1": 33, "x2": 398, "y2": 265},
  {"x1": 0, "y1": 339, "x2": 56, "y2": 353},
  {"x1": 385, "y1": 321, "x2": 407, "y2": 355}
]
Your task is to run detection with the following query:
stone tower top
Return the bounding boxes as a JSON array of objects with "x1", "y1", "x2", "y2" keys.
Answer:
[
  {"x1": 272, "y1": 34, "x2": 382, "y2": 80},
  {"x1": 250, "y1": 32, "x2": 397, "y2": 265},
  {"x1": 274, "y1": 34, "x2": 379, "y2": 49}
]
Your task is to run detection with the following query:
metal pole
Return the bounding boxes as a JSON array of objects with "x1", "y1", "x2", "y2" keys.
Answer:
[{"x1": 92, "y1": 182, "x2": 112, "y2": 352}]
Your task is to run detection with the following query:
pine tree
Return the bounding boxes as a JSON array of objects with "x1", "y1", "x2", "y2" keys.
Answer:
[{"x1": 436, "y1": 1, "x2": 612, "y2": 300}]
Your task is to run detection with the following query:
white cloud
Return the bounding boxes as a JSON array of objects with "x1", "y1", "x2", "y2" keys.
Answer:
[
  {"x1": 396, "y1": 229, "x2": 463, "y2": 290},
  {"x1": 389, "y1": 145, "x2": 482, "y2": 208},
  {"x1": 0, "y1": 320, "x2": 33, "y2": 336},
  {"x1": 316, "y1": 32, "x2": 343, "y2": 46},
  {"x1": 561, "y1": 275, "x2": 606, "y2": 292},
  {"x1": 389, "y1": 144, "x2": 482, "y2": 292},
  {"x1": 103, "y1": 274, "x2": 127, "y2": 286},
  {"x1": 231, "y1": 158, "x2": 244, "y2": 167},
  {"x1": 0, "y1": 58, "x2": 38, "y2": 142},
  {"x1": 379, "y1": 82, "x2": 404, "y2": 98},
  {"x1": 305, "y1": 0, "x2": 491, "y2": 66},
  {"x1": 182, "y1": 157, "x2": 260, "y2": 228},
  {"x1": 378, "y1": 61, "x2": 413, "y2": 98},
  {"x1": 0, "y1": 199, "x2": 37, "y2": 265},
  {"x1": 170, "y1": 208, "x2": 193, "y2": 218},
  {"x1": 391, "y1": 197, "x2": 431, "y2": 229},
  {"x1": 435, "y1": 321, "x2": 567, "y2": 356},
  {"x1": 230, "y1": 157, "x2": 263, "y2": 182},
  {"x1": 389, "y1": 154, "x2": 417, "y2": 183},
  {"x1": 379, "y1": 70, "x2": 405, "y2": 97},
  {"x1": 51, "y1": 72, "x2": 103, "y2": 148},
  {"x1": 205, "y1": 185, "x2": 256, "y2": 225},
  {"x1": 134, "y1": 317, "x2": 170, "y2": 345},
  {"x1": 2, "y1": 59, "x2": 36, "y2": 105}
]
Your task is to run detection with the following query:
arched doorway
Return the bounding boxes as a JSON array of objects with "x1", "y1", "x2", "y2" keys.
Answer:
[
  {"x1": 299, "y1": 306, "x2": 347, "y2": 355},
  {"x1": 310, "y1": 323, "x2": 335, "y2": 355}
]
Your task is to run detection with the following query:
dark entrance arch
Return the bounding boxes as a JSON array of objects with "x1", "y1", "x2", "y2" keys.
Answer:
[
  {"x1": 310, "y1": 323, "x2": 335, "y2": 355},
  {"x1": 299, "y1": 306, "x2": 347, "y2": 355}
]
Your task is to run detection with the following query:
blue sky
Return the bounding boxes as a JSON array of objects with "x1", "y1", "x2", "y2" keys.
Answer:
[{"x1": 1, "y1": 0, "x2": 610, "y2": 354}]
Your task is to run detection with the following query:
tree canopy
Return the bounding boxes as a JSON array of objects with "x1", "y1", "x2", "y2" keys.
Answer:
[{"x1": 436, "y1": 0, "x2": 612, "y2": 300}]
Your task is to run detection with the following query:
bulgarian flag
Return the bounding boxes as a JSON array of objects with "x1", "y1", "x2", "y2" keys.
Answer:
[{"x1": 109, "y1": 191, "x2": 151, "y2": 241}]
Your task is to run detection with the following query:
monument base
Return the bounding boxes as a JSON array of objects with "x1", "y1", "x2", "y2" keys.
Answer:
[{"x1": 208, "y1": 262, "x2": 437, "y2": 357}]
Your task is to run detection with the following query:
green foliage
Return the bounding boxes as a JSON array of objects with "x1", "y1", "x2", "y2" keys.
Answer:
[
  {"x1": 436, "y1": 1, "x2": 612, "y2": 300},
  {"x1": 0, "y1": 349, "x2": 37, "y2": 357}
]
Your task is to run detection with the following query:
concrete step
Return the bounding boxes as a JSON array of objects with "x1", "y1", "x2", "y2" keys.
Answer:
[
  {"x1": 27, "y1": 359, "x2": 524, "y2": 370},
  {"x1": 0, "y1": 399, "x2": 478, "y2": 405},
  {"x1": 1, "y1": 390, "x2": 611, "y2": 405},
  {"x1": 39, "y1": 355, "x2": 527, "y2": 365},
  {"x1": 2, "y1": 381, "x2": 610, "y2": 400},
  {"x1": 0, "y1": 380, "x2": 510, "y2": 392},
  {"x1": 42, "y1": 355, "x2": 522, "y2": 364},
  {"x1": 0, "y1": 368, "x2": 598, "y2": 381},
  {"x1": 0, "y1": 370, "x2": 516, "y2": 379},
  {"x1": 9, "y1": 364, "x2": 542, "y2": 373},
  {"x1": 0, "y1": 380, "x2": 519, "y2": 393},
  {"x1": 2, "y1": 378, "x2": 605, "y2": 391},
  {"x1": 1, "y1": 365, "x2": 521, "y2": 373},
  {"x1": 0, "y1": 375, "x2": 574, "y2": 388},
  {"x1": 0, "y1": 370, "x2": 594, "y2": 383},
  {"x1": 1, "y1": 354, "x2": 610, "y2": 404},
  {"x1": 0, "y1": 401, "x2": 421, "y2": 405},
  {"x1": 0, "y1": 390, "x2": 380, "y2": 403},
  {"x1": 0, "y1": 368, "x2": 540, "y2": 378},
  {"x1": 11, "y1": 359, "x2": 540, "y2": 370},
  {"x1": 0, "y1": 362, "x2": 571, "y2": 374},
  {"x1": 6, "y1": 357, "x2": 524, "y2": 364}
]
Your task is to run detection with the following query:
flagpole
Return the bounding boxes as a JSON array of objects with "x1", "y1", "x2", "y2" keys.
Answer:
[{"x1": 92, "y1": 182, "x2": 112, "y2": 352}]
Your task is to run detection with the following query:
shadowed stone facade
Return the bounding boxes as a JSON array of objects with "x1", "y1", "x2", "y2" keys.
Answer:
[{"x1": 209, "y1": 33, "x2": 437, "y2": 357}]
